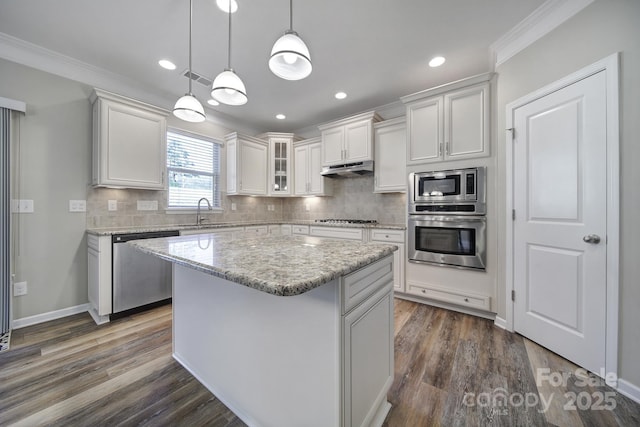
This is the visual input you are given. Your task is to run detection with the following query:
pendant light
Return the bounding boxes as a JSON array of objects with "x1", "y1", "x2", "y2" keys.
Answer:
[
  {"x1": 211, "y1": 0, "x2": 247, "y2": 106},
  {"x1": 269, "y1": 0, "x2": 312, "y2": 81},
  {"x1": 173, "y1": 0, "x2": 206, "y2": 122}
]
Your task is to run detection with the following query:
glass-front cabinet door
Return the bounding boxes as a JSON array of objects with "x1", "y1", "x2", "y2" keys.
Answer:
[{"x1": 261, "y1": 133, "x2": 297, "y2": 196}]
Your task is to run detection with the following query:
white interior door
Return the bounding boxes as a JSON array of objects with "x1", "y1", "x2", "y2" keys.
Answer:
[{"x1": 512, "y1": 70, "x2": 607, "y2": 374}]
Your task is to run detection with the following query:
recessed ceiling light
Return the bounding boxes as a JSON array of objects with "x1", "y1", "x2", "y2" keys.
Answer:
[
  {"x1": 276, "y1": 114, "x2": 286, "y2": 120},
  {"x1": 216, "y1": 0, "x2": 238, "y2": 13},
  {"x1": 207, "y1": 99, "x2": 220, "y2": 106},
  {"x1": 335, "y1": 92, "x2": 347, "y2": 100},
  {"x1": 158, "y1": 59, "x2": 176, "y2": 70},
  {"x1": 429, "y1": 56, "x2": 446, "y2": 68}
]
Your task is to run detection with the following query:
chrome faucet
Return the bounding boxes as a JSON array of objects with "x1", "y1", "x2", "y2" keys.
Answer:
[{"x1": 196, "y1": 197, "x2": 212, "y2": 225}]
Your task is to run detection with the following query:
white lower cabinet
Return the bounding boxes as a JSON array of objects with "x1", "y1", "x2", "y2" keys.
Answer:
[
  {"x1": 87, "y1": 234, "x2": 112, "y2": 324},
  {"x1": 369, "y1": 229, "x2": 405, "y2": 292},
  {"x1": 309, "y1": 226, "x2": 364, "y2": 241},
  {"x1": 291, "y1": 224, "x2": 310, "y2": 235},
  {"x1": 406, "y1": 282, "x2": 491, "y2": 311},
  {"x1": 180, "y1": 227, "x2": 242, "y2": 240}
]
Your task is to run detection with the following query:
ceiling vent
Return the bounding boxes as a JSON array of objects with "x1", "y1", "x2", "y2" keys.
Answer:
[{"x1": 182, "y1": 69, "x2": 213, "y2": 87}]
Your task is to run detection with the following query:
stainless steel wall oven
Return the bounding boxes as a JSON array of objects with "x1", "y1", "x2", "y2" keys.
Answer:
[{"x1": 408, "y1": 167, "x2": 487, "y2": 270}]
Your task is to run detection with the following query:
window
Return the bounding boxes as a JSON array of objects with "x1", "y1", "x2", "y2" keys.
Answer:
[{"x1": 167, "y1": 130, "x2": 221, "y2": 209}]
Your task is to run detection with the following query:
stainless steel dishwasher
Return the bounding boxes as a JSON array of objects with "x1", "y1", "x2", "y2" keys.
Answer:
[{"x1": 112, "y1": 230, "x2": 179, "y2": 318}]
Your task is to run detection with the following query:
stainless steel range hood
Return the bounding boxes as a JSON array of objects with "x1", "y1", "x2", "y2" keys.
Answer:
[{"x1": 321, "y1": 160, "x2": 374, "y2": 178}]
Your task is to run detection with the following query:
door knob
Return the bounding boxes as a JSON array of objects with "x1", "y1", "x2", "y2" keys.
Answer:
[{"x1": 583, "y1": 234, "x2": 601, "y2": 244}]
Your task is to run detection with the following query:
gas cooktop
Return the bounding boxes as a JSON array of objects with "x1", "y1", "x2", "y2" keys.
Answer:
[{"x1": 314, "y1": 219, "x2": 378, "y2": 225}]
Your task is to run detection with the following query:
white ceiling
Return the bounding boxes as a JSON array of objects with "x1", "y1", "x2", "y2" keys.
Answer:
[{"x1": 0, "y1": 0, "x2": 545, "y2": 133}]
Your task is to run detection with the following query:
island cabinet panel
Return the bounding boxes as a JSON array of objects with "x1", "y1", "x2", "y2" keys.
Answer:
[
  {"x1": 171, "y1": 254, "x2": 394, "y2": 427},
  {"x1": 343, "y1": 285, "x2": 394, "y2": 427}
]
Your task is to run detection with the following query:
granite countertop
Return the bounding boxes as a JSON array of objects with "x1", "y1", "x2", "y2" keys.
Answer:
[
  {"x1": 86, "y1": 220, "x2": 406, "y2": 236},
  {"x1": 128, "y1": 234, "x2": 397, "y2": 297}
]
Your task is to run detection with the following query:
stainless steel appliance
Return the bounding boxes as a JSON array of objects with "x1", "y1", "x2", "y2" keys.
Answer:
[
  {"x1": 321, "y1": 160, "x2": 374, "y2": 177},
  {"x1": 408, "y1": 215, "x2": 486, "y2": 270},
  {"x1": 112, "y1": 230, "x2": 179, "y2": 318},
  {"x1": 408, "y1": 166, "x2": 487, "y2": 270},
  {"x1": 314, "y1": 219, "x2": 378, "y2": 225},
  {"x1": 409, "y1": 167, "x2": 485, "y2": 215}
]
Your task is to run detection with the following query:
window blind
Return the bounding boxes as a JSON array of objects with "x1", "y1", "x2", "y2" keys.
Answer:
[{"x1": 167, "y1": 130, "x2": 221, "y2": 208}]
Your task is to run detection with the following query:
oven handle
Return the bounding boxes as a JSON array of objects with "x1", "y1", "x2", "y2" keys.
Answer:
[{"x1": 408, "y1": 215, "x2": 486, "y2": 222}]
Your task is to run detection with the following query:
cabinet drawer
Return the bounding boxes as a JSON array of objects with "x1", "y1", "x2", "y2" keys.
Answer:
[
  {"x1": 342, "y1": 256, "x2": 393, "y2": 314},
  {"x1": 370, "y1": 229, "x2": 404, "y2": 243},
  {"x1": 310, "y1": 226, "x2": 364, "y2": 241},
  {"x1": 407, "y1": 282, "x2": 490, "y2": 311},
  {"x1": 244, "y1": 225, "x2": 269, "y2": 236},
  {"x1": 292, "y1": 225, "x2": 310, "y2": 235}
]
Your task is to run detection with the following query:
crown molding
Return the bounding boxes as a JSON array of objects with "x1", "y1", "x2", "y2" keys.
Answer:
[
  {"x1": 490, "y1": 0, "x2": 595, "y2": 68},
  {"x1": 0, "y1": 31, "x2": 259, "y2": 135}
]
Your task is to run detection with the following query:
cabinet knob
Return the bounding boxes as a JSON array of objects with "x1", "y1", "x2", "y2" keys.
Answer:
[
  {"x1": 421, "y1": 289, "x2": 426, "y2": 294},
  {"x1": 464, "y1": 298, "x2": 469, "y2": 302}
]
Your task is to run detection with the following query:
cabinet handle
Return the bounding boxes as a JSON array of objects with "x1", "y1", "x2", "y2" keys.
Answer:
[
  {"x1": 439, "y1": 143, "x2": 443, "y2": 157},
  {"x1": 446, "y1": 142, "x2": 450, "y2": 156}
]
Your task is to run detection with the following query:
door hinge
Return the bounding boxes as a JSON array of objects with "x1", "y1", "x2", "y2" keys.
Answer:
[
  {"x1": 512, "y1": 209, "x2": 516, "y2": 220},
  {"x1": 511, "y1": 290, "x2": 516, "y2": 302}
]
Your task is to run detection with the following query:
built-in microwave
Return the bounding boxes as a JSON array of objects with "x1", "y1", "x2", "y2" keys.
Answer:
[{"x1": 409, "y1": 167, "x2": 485, "y2": 215}]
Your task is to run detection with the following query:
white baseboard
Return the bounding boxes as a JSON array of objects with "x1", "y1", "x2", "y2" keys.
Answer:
[
  {"x1": 617, "y1": 378, "x2": 640, "y2": 404},
  {"x1": 12, "y1": 303, "x2": 90, "y2": 329},
  {"x1": 88, "y1": 307, "x2": 111, "y2": 325},
  {"x1": 494, "y1": 315, "x2": 508, "y2": 330}
]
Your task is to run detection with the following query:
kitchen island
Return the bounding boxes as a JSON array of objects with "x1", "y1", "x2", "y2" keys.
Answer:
[{"x1": 129, "y1": 233, "x2": 397, "y2": 427}]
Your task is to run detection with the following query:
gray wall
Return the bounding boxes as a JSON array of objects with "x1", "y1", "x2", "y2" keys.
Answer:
[
  {"x1": 494, "y1": 0, "x2": 640, "y2": 386},
  {"x1": 0, "y1": 59, "x2": 92, "y2": 319}
]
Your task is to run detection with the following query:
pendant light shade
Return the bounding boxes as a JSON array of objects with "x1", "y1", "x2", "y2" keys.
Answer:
[
  {"x1": 173, "y1": 0, "x2": 205, "y2": 122},
  {"x1": 211, "y1": 0, "x2": 248, "y2": 105},
  {"x1": 269, "y1": 30, "x2": 312, "y2": 80},
  {"x1": 269, "y1": 0, "x2": 312, "y2": 80},
  {"x1": 211, "y1": 69, "x2": 248, "y2": 106},
  {"x1": 174, "y1": 94, "x2": 206, "y2": 122}
]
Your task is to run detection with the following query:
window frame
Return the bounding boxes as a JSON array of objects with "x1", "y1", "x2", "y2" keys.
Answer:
[{"x1": 166, "y1": 128, "x2": 223, "y2": 211}]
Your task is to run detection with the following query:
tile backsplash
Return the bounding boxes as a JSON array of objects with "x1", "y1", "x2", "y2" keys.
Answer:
[{"x1": 86, "y1": 176, "x2": 406, "y2": 229}]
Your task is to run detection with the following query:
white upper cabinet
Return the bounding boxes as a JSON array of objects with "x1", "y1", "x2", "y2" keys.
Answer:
[
  {"x1": 402, "y1": 73, "x2": 491, "y2": 165},
  {"x1": 258, "y1": 132, "x2": 299, "y2": 197},
  {"x1": 294, "y1": 137, "x2": 331, "y2": 196},
  {"x1": 374, "y1": 117, "x2": 407, "y2": 193},
  {"x1": 319, "y1": 111, "x2": 381, "y2": 166},
  {"x1": 225, "y1": 132, "x2": 268, "y2": 196},
  {"x1": 91, "y1": 89, "x2": 168, "y2": 189}
]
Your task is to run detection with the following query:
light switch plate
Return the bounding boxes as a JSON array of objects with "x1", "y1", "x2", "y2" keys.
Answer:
[
  {"x1": 108, "y1": 200, "x2": 118, "y2": 211},
  {"x1": 231, "y1": 203, "x2": 237, "y2": 211},
  {"x1": 12, "y1": 199, "x2": 34, "y2": 213},
  {"x1": 69, "y1": 200, "x2": 86, "y2": 212},
  {"x1": 137, "y1": 200, "x2": 158, "y2": 211}
]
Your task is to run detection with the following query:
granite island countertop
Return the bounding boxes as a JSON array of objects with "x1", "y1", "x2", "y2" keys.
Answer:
[
  {"x1": 128, "y1": 234, "x2": 397, "y2": 297},
  {"x1": 87, "y1": 220, "x2": 406, "y2": 236}
]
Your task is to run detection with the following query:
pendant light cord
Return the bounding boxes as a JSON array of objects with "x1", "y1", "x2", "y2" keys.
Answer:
[
  {"x1": 188, "y1": 0, "x2": 193, "y2": 94},
  {"x1": 227, "y1": 0, "x2": 232, "y2": 69},
  {"x1": 289, "y1": 0, "x2": 293, "y2": 31}
]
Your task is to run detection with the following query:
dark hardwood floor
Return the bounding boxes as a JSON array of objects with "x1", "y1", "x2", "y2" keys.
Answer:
[{"x1": 1, "y1": 300, "x2": 638, "y2": 426}]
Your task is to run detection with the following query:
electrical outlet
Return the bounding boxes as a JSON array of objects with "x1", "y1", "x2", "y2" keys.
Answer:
[
  {"x1": 231, "y1": 203, "x2": 237, "y2": 211},
  {"x1": 69, "y1": 200, "x2": 86, "y2": 212},
  {"x1": 108, "y1": 200, "x2": 118, "y2": 211},
  {"x1": 137, "y1": 200, "x2": 158, "y2": 211},
  {"x1": 14, "y1": 281, "x2": 27, "y2": 296},
  {"x1": 305, "y1": 204, "x2": 310, "y2": 212}
]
